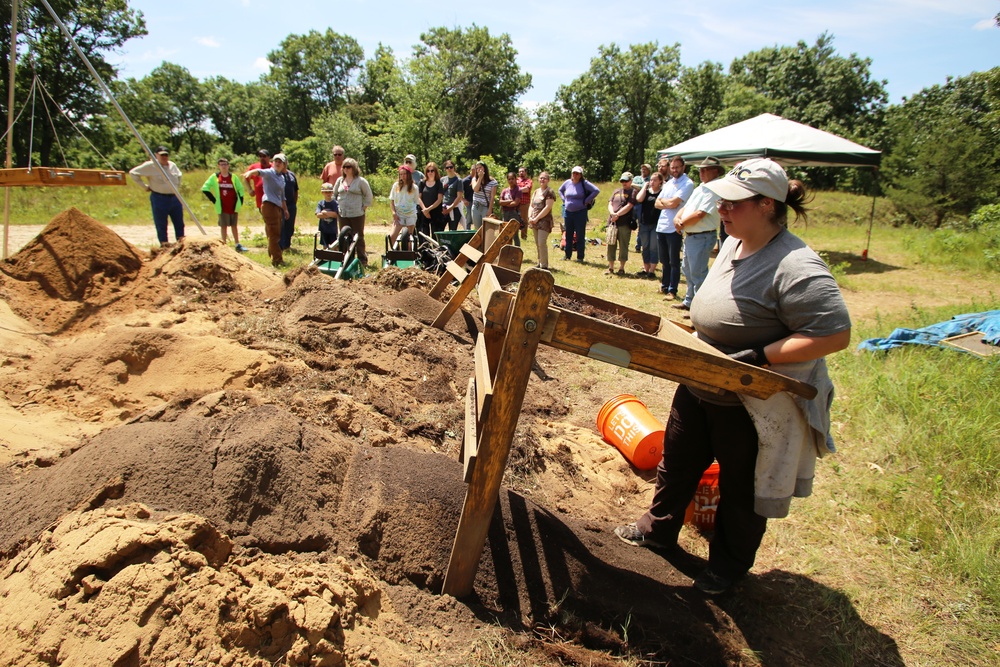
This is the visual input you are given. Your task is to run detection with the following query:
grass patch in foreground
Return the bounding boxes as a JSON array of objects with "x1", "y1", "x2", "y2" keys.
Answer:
[{"x1": 820, "y1": 307, "x2": 999, "y2": 662}]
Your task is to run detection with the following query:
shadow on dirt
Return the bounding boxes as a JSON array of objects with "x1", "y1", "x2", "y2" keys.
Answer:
[{"x1": 471, "y1": 488, "x2": 904, "y2": 667}]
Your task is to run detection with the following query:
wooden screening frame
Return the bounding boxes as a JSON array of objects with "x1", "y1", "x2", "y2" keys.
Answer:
[
  {"x1": 0, "y1": 167, "x2": 126, "y2": 187},
  {"x1": 440, "y1": 263, "x2": 817, "y2": 597}
]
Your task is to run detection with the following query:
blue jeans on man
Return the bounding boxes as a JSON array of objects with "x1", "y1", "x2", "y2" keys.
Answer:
[
  {"x1": 680, "y1": 231, "x2": 717, "y2": 306},
  {"x1": 564, "y1": 208, "x2": 588, "y2": 261},
  {"x1": 657, "y1": 231, "x2": 682, "y2": 295},
  {"x1": 150, "y1": 192, "x2": 184, "y2": 244}
]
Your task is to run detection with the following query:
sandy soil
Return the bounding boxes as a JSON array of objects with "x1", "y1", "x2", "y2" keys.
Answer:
[{"x1": 0, "y1": 208, "x2": 906, "y2": 666}]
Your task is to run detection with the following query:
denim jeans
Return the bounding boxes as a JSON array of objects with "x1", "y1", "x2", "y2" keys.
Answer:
[
  {"x1": 657, "y1": 231, "x2": 682, "y2": 293},
  {"x1": 470, "y1": 202, "x2": 489, "y2": 230},
  {"x1": 680, "y1": 232, "x2": 717, "y2": 305},
  {"x1": 638, "y1": 223, "x2": 658, "y2": 264},
  {"x1": 150, "y1": 192, "x2": 184, "y2": 244},
  {"x1": 564, "y1": 208, "x2": 588, "y2": 260}
]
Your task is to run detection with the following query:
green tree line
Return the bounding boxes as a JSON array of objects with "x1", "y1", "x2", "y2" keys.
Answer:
[{"x1": 2, "y1": 0, "x2": 997, "y2": 227}]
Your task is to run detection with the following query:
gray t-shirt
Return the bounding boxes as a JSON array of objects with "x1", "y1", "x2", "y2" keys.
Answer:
[{"x1": 690, "y1": 228, "x2": 850, "y2": 402}]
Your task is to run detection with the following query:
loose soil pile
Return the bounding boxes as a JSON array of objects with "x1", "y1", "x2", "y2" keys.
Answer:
[{"x1": 0, "y1": 209, "x2": 883, "y2": 666}]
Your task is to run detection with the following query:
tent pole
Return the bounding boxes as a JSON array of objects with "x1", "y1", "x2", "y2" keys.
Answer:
[
  {"x1": 3, "y1": 0, "x2": 18, "y2": 260},
  {"x1": 862, "y1": 169, "x2": 878, "y2": 261},
  {"x1": 36, "y1": 0, "x2": 204, "y2": 236}
]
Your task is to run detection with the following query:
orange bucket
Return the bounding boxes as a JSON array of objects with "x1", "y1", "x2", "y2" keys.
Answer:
[
  {"x1": 685, "y1": 463, "x2": 721, "y2": 530},
  {"x1": 596, "y1": 394, "x2": 664, "y2": 470}
]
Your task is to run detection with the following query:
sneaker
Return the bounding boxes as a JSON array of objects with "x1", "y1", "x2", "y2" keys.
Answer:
[
  {"x1": 614, "y1": 523, "x2": 669, "y2": 550},
  {"x1": 635, "y1": 270, "x2": 649, "y2": 278},
  {"x1": 235, "y1": 244, "x2": 246, "y2": 252},
  {"x1": 693, "y1": 568, "x2": 736, "y2": 595},
  {"x1": 616, "y1": 269, "x2": 625, "y2": 276}
]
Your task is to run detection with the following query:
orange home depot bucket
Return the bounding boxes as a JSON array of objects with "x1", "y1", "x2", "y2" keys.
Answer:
[
  {"x1": 596, "y1": 394, "x2": 665, "y2": 470},
  {"x1": 684, "y1": 463, "x2": 721, "y2": 531}
]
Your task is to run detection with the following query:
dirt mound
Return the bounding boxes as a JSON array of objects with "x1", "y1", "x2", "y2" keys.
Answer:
[
  {"x1": 0, "y1": 502, "x2": 385, "y2": 666},
  {"x1": 0, "y1": 393, "x2": 353, "y2": 560},
  {"x1": 0, "y1": 207, "x2": 143, "y2": 300},
  {"x1": 0, "y1": 213, "x2": 280, "y2": 333}
]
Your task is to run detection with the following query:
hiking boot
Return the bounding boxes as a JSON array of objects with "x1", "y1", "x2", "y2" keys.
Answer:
[
  {"x1": 614, "y1": 523, "x2": 669, "y2": 550},
  {"x1": 693, "y1": 568, "x2": 736, "y2": 595}
]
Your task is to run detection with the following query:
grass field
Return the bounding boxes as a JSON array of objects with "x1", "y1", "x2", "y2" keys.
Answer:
[{"x1": 5, "y1": 177, "x2": 999, "y2": 666}]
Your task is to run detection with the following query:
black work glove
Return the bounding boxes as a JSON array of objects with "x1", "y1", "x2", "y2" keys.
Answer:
[{"x1": 728, "y1": 346, "x2": 770, "y2": 367}]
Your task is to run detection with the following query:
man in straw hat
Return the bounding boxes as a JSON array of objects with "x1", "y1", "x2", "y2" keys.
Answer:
[{"x1": 672, "y1": 156, "x2": 726, "y2": 312}]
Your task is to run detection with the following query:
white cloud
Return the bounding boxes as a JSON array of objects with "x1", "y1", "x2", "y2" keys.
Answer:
[
  {"x1": 973, "y1": 18, "x2": 995, "y2": 30},
  {"x1": 253, "y1": 57, "x2": 272, "y2": 72},
  {"x1": 195, "y1": 36, "x2": 220, "y2": 48}
]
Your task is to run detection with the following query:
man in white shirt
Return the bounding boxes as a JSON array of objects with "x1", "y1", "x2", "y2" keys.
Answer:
[
  {"x1": 130, "y1": 146, "x2": 184, "y2": 247},
  {"x1": 673, "y1": 157, "x2": 725, "y2": 311},
  {"x1": 655, "y1": 156, "x2": 694, "y2": 298}
]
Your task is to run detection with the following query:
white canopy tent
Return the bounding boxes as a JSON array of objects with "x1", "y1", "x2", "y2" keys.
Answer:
[
  {"x1": 658, "y1": 113, "x2": 881, "y2": 258},
  {"x1": 658, "y1": 113, "x2": 881, "y2": 167}
]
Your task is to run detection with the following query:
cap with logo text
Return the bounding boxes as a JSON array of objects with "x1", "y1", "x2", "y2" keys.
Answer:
[{"x1": 703, "y1": 158, "x2": 788, "y2": 202}]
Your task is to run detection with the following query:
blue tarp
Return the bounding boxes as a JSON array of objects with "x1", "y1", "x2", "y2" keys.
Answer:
[{"x1": 859, "y1": 310, "x2": 1000, "y2": 353}]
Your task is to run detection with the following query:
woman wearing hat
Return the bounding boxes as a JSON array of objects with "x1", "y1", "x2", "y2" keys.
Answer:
[
  {"x1": 558, "y1": 166, "x2": 600, "y2": 262},
  {"x1": 615, "y1": 158, "x2": 851, "y2": 596},
  {"x1": 242, "y1": 153, "x2": 290, "y2": 267},
  {"x1": 605, "y1": 172, "x2": 636, "y2": 275}
]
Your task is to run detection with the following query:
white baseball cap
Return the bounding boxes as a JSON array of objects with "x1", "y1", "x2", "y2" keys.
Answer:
[
  {"x1": 272, "y1": 153, "x2": 287, "y2": 163},
  {"x1": 704, "y1": 158, "x2": 788, "y2": 202},
  {"x1": 571, "y1": 166, "x2": 583, "y2": 174}
]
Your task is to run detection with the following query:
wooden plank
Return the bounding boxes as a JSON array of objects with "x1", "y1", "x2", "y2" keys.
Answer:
[
  {"x1": 460, "y1": 244, "x2": 483, "y2": 263},
  {"x1": 548, "y1": 308, "x2": 816, "y2": 399},
  {"x1": 431, "y1": 220, "x2": 520, "y2": 330},
  {"x1": 477, "y1": 287, "x2": 813, "y2": 399},
  {"x1": 0, "y1": 167, "x2": 127, "y2": 187},
  {"x1": 474, "y1": 333, "x2": 493, "y2": 421},
  {"x1": 443, "y1": 268, "x2": 554, "y2": 598},
  {"x1": 491, "y1": 265, "x2": 662, "y2": 335},
  {"x1": 463, "y1": 377, "x2": 478, "y2": 483},
  {"x1": 496, "y1": 245, "x2": 523, "y2": 272},
  {"x1": 429, "y1": 226, "x2": 486, "y2": 299},
  {"x1": 445, "y1": 261, "x2": 469, "y2": 283},
  {"x1": 941, "y1": 331, "x2": 999, "y2": 358}
]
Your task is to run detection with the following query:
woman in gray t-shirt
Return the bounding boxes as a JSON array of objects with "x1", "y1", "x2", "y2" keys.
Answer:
[{"x1": 614, "y1": 158, "x2": 851, "y2": 596}]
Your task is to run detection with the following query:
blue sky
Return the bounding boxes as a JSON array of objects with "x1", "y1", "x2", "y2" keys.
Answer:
[{"x1": 112, "y1": 0, "x2": 998, "y2": 107}]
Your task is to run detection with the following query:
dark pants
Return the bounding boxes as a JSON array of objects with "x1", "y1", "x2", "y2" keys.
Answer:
[
  {"x1": 338, "y1": 214, "x2": 367, "y2": 262},
  {"x1": 261, "y1": 201, "x2": 283, "y2": 266},
  {"x1": 150, "y1": 192, "x2": 184, "y2": 244},
  {"x1": 657, "y1": 231, "x2": 682, "y2": 294},
  {"x1": 280, "y1": 203, "x2": 297, "y2": 250},
  {"x1": 636, "y1": 385, "x2": 768, "y2": 580},
  {"x1": 447, "y1": 208, "x2": 460, "y2": 231},
  {"x1": 564, "y1": 208, "x2": 588, "y2": 260}
]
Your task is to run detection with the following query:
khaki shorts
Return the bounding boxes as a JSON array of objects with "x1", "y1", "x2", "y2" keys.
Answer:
[{"x1": 218, "y1": 213, "x2": 239, "y2": 227}]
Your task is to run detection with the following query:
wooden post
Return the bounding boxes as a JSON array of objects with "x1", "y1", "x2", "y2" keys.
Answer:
[{"x1": 442, "y1": 268, "x2": 554, "y2": 597}]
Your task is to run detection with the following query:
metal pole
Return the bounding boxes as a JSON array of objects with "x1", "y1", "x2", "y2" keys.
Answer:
[
  {"x1": 862, "y1": 169, "x2": 878, "y2": 261},
  {"x1": 3, "y1": 0, "x2": 19, "y2": 259},
  {"x1": 36, "y1": 0, "x2": 204, "y2": 235}
]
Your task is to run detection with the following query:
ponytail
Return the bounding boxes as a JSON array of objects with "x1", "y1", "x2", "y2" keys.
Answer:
[{"x1": 773, "y1": 179, "x2": 812, "y2": 226}]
